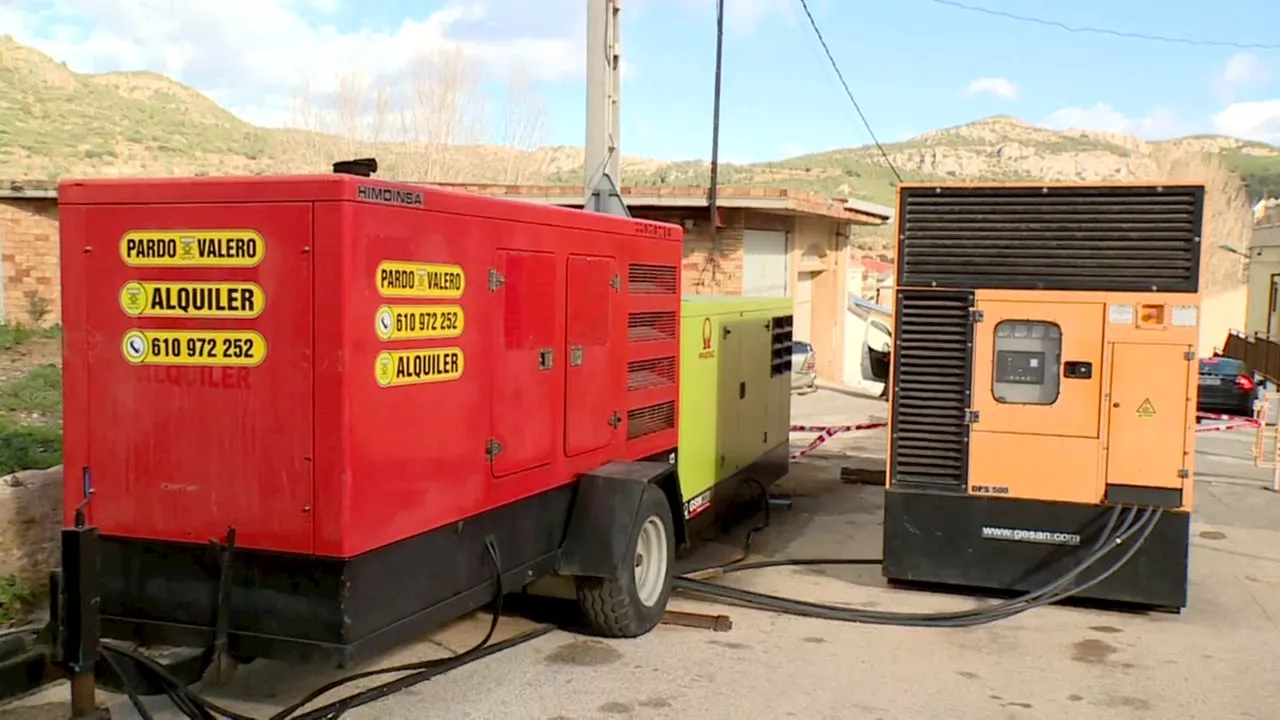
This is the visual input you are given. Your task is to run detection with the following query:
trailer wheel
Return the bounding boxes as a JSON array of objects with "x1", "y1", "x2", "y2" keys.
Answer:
[{"x1": 577, "y1": 482, "x2": 675, "y2": 637}]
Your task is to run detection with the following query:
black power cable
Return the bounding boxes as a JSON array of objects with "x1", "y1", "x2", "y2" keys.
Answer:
[
  {"x1": 673, "y1": 504, "x2": 1166, "y2": 628},
  {"x1": 794, "y1": 0, "x2": 902, "y2": 183},
  {"x1": 97, "y1": 536, "x2": 555, "y2": 720}
]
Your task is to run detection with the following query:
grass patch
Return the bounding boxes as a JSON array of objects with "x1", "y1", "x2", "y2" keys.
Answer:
[
  {"x1": 0, "y1": 323, "x2": 60, "y2": 352},
  {"x1": 0, "y1": 363, "x2": 63, "y2": 425},
  {"x1": 0, "y1": 573, "x2": 33, "y2": 626},
  {"x1": 0, "y1": 363, "x2": 62, "y2": 474}
]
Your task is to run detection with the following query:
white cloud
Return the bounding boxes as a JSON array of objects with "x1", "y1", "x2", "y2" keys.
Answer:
[
  {"x1": 8, "y1": 0, "x2": 585, "y2": 128},
  {"x1": 1040, "y1": 103, "x2": 1187, "y2": 139},
  {"x1": 1220, "y1": 52, "x2": 1271, "y2": 98},
  {"x1": 1213, "y1": 100, "x2": 1280, "y2": 142},
  {"x1": 960, "y1": 77, "x2": 1019, "y2": 101}
]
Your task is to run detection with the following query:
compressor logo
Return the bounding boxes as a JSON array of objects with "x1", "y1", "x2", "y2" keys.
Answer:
[
  {"x1": 981, "y1": 526, "x2": 1082, "y2": 547},
  {"x1": 357, "y1": 184, "x2": 425, "y2": 208},
  {"x1": 698, "y1": 317, "x2": 715, "y2": 359},
  {"x1": 120, "y1": 230, "x2": 264, "y2": 268}
]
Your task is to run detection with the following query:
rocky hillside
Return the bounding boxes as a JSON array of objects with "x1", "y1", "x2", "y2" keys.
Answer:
[{"x1": 0, "y1": 35, "x2": 1268, "y2": 268}]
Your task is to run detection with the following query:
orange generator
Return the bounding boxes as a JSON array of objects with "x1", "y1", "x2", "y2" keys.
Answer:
[
  {"x1": 881, "y1": 183, "x2": 1204, "y2": 610},
  {"x1": 56, "y1": 161, "x2": 688, "y2": 671}
]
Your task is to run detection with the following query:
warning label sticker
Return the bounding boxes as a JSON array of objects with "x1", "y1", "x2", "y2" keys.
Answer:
[
  {"x1": 120, "y1": 281, "x2": 264, "y2": 318},
  {"x1": 374, "y1": 305, "x2": 464, "y2": 341},
  {"x1": 120, "y1": 230, "x2": 265, "y2": 268},
  {"x1": 376, "y1": 261, "x2": 465, "y2": 299},
  {"x1": 122, "y1": 329, "x2": 267, "y2": 367},
  {"x1": 375, "y1": 347, "x2": 464, "y2": 387},
  {"x1": 1136, "y1": 398, "x2": 1157, "y2": 418}
]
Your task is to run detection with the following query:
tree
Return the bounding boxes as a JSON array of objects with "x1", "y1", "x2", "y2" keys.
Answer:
[
  {"x1": 499, "y1": 66, "x2": 550, "y2": 184},
  {"x1": 284, "y1": 45, "x2": 553, "y2": 184}
]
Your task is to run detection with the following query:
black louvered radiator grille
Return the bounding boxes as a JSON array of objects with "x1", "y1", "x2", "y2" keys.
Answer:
[
  {"x1": 890, "y1": 290, "x2": 974, "y2": 492},
  {"x1": 897, "y1": 185, "x2": 1204, "y2": 292}
]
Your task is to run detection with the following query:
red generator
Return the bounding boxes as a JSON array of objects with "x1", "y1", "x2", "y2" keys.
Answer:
[{"x1": 56, "y1": 161, "x2": 685, "y2": 671}]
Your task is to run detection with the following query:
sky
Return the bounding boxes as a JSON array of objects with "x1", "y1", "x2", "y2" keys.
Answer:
[{"x1": 7, "y1": 0, "x2": 1280, "y2": 164}]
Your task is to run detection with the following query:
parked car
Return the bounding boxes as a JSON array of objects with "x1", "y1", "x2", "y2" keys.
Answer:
[
  {"x1": 791, "y1": 341, "x2": 817, "y2": 394},
  {"x1": 1197, "y1": 356, "x2": 1258, "y2": 418}
]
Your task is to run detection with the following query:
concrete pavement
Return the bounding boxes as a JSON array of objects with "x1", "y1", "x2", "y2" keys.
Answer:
[{"x1": 7, "y1": 388, "x2": 1280, "y2": 719}]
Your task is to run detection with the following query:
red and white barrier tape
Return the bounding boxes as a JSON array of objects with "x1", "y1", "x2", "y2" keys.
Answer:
[
  {"x1": 1195, "y1": 411, "x2": 1261, "y2": 433},
  {"x1": 788, "y1": 421, "x2": 887, "y2": 460}
]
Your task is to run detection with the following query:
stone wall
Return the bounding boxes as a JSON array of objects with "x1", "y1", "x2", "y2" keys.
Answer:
[{"x1": 0, "y1": 198, "x2": 61, "y2": 327}]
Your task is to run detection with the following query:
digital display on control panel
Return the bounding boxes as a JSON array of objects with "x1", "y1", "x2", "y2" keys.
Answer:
[{"x1": 995, "y1": 350, "x2": 1047, "y2": 385}]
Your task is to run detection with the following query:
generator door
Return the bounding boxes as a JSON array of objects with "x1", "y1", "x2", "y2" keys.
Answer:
[
  {"x1": 564, "y1": 254, "x2": 619, "y2": 457},
  {"x1": 970, "y1": 300, "x2": 1105, "y2": 439},
  {"x1": 78, "y1": 202, "x2": 315, "y2": 553},
  {"x1": 717, "y1": 318, "x2": 771, "y2": 478},
  {"x1": 1104, "y1": 343, "x2": 1192, "y2": 495},
  {"x1": 490, "y1": 249, "x2": 558, "y2": 478}
]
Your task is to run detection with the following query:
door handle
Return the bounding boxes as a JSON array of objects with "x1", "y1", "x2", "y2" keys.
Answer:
[{"x1": 739, "y1": 381, "x2": 746, "y2": 399}]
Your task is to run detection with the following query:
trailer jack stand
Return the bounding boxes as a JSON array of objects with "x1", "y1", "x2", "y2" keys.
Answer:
[{"x1": 58, "y1": 524, "x2": 109, "y2": 720}]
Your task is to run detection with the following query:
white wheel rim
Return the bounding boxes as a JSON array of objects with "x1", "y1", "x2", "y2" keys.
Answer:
[{"x1": 634, "y1": 515, "x2": 669, "y2": 608}]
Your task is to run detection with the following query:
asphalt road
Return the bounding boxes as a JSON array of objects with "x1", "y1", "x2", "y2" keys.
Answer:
[{"x1": 7, "y1": 388, "x2": 1280, "y2": 719}]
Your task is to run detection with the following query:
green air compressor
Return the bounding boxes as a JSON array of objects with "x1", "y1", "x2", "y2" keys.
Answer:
[{"x1": 675, "y1": 296, "x2": 795, "y2": 536}]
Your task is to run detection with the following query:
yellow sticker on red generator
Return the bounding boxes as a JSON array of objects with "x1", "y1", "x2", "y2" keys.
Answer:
[
  {"x1": 376, "y1": 261, "x2": 465, "y2": 299},
  {"x1": 121, "y1": 329, "x2": 267, "y2": 367},
  {"x1": 374, "y1": 304, "x2": 464, "y2": 341},
  {"x1": 120, "y1": 281, "x2": 265, "y2": 318},
  {"x1": 120, "y1": 230, "x2": 265, "y2": 267},
  {"x1": 375, "y1": 347, "x2": 464, "y2": 387}
]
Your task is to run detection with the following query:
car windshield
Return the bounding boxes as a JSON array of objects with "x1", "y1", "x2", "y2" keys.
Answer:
[
  {"x1": 792, "y1": 341, "x2": 813, "y2": 353},
  {"x1": 1200, "y1": 357, "x2": 1247, "y2": 375}
]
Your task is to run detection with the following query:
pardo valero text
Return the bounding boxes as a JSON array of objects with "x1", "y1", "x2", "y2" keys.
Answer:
[
  {"x1": 376, "y1": 261, "x2": 465, "y2": 299},
  {"x1": 120, "y1": 230, "x2": 265, "y2": 267},
  {"x1": 376, "y1": 347, "x2": 465, "y2": 388},
  {"x1": 120, "y1": 281, "x2": 264, "y2": 318}
]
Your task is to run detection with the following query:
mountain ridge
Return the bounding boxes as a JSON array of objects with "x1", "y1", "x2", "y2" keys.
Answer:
[{"x1": 3, "y1": 35, "x2": 1277, "y2": 211}]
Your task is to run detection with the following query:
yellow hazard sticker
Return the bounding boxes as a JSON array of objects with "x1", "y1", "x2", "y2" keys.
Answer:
[
  {"x1": 374, "y1": 304, "x2": 464, "y2": 341},
  {"x1": 120, "y1": 230, "x2": 265, "y2": 267},
  {"x1": 121, "y1": 329, "x2": 267, "y2": 367},
  {"x1": 119, "y1": 281, "x2": 265, "y2": 318},
  {"x1": 376, "y1": 261, "x2": 465, "y2": 299},
  {"x1": 375, "y1": 347, "x2": 464, "y2": 387},
  {"x1": 1136, "y1": 398, "x2": 1156, "y2": 418}
]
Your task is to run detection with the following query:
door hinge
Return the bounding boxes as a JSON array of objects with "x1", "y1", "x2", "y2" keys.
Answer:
[
  {"x1": 485, "y1": 439, "x2": 504, "y2": 461},
  {"x1": 1177, "y1": 468, "x2": 1190, "y2": 479},
  {"x1": 965, "y1": 409, "x2": 980, "y2": 424},
  {"x1": 762, "y1": 431, "x2": 768, "y2": 444},
  {"x1": 609, "y1": 274, "x2": 621, "y2": 292},
  {"x1": 488, "y1": 268, "x2": 505, "y2": 292},
  {"x1": 1184, "y1": 350, "x2": 1196, "y2": 361},
  {"x1": 970, "y1": 308, "x2": 984, "y2": 323},
  {"x1": 608, "y1": 411, "x2": 622, "y2": 429}
]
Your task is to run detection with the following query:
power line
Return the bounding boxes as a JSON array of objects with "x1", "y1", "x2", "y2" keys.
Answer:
[
  {"x1": 929, "y1": 0, "x2": 1280, "y2": 50},
  {"x1": 795, "y1": 0, "x2": 903, "y2": 183}
]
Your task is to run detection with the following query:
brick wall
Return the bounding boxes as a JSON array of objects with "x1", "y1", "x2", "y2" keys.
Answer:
[
  {"x1": 633, "y1": 208, "x2": 746, "y2": 295},
  {"x1": 0, "y1": 198, "x2": 61, "y2": 327}
]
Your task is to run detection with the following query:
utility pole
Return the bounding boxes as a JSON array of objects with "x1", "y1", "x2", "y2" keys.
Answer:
[{"x1": 584, "y1": 0, "x2": 629, "y2": 216}]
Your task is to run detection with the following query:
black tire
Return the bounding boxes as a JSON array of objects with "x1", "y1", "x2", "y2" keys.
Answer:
[{"x1": 576, "y1": 482, "x2": 675, "y2": 638}]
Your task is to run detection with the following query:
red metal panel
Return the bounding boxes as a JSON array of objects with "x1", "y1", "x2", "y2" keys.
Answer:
[
  {"x1": 491, "y1": 249, "x2": 559, "y2": 478},
  {"x1": 338, "y1": 201, "x2": 491, "y2": 558},
  {"x1": 565, "y1": 254, "x2": 621, "y2": 456},
  {"x1": 59, "y1": 174, "x2": 686, "y2": 560},
  {"x1": 69, "y1": 202, "x2": 315, "y2": 553}
]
